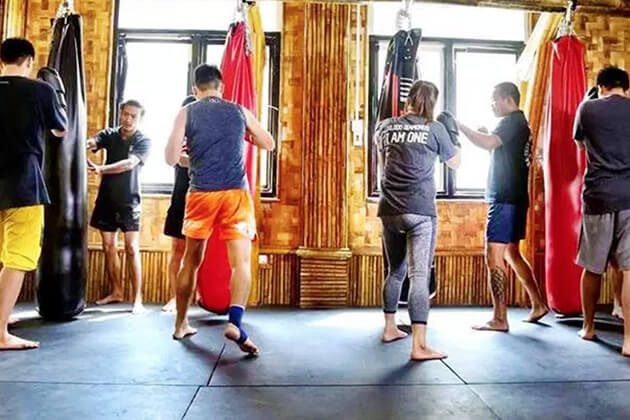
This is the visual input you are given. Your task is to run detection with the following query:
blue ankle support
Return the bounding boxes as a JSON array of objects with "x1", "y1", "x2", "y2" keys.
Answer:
[
  {"x1": 236, "y1": 327, "x2": 248, "y2": 345},
  {"x1": 228, "y1": 305, "x2": 248, "y2": 344},
  {"x1": 228, "y1": 305, "x2": 245, "y2": 328}
]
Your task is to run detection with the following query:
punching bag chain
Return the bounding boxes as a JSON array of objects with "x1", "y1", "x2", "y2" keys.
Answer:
[
  {"x1": 56, "y1": 0, "x2": 74, "y2": 18},
  {"x1": 558, "y1": 0, "x2": 577, "y2": 37},
  {"x1": 396, "y1": 0, "x2": 414, "y2": 32}
]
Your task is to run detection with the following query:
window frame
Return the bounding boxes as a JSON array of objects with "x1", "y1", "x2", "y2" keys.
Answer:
[
  {"x1": 368, "y1": 35, "x2": 524, "y2": 200},
  {"x1": 109, "y1": 25, "x2": 281, "y2": 198}
]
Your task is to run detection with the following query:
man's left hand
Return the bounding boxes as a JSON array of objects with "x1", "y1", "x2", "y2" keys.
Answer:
[{"x1": 87, "y1": 159, "x2": 103, "y2": 175}]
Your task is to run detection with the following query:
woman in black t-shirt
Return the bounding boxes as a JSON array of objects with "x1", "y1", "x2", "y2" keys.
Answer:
[{"x1": 376, "y1": 81, "x2": 461, "y2": 361}]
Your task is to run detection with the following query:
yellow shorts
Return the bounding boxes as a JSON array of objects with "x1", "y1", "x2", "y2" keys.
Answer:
[{"x1": 0, "y1": 205, "x2": 44, "y2": 271}]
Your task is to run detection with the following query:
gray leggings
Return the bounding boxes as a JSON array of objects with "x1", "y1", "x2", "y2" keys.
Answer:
[{"x1": 381, "y1": 214, "x2": 436, "y2": 324}]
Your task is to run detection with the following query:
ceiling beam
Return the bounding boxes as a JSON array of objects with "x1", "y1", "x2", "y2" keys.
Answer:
[{"x1": 289, "y1": 0, "x2": 630, "y2": 17}]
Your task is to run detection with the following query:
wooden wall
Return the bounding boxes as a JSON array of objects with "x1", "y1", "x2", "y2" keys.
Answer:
[
  {"x1": 4, "y1": 1, "x2": 628, "y2": 307},
  {"x1": 0, "y1": 0, "x2": 4, "y2": 38}
]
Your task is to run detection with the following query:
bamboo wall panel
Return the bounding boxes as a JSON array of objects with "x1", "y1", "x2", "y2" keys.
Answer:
[
  {"x1": 348, "y1": 252, "x2": 615, "y2": 308},
  {"x1": 301, "y1": 3, "x2": 349, "y2": 250},
  {"x1": 19, "y1": 248, "x2": 299, "y2": 306},
  {"x1": 348, "y1": 254, "x2": 383, "y2": 306},
  {"x1": 20, "y1": 0, "x2": 113, "y2": 136},
  {"x1": 259, "y1": 3, "x2": 304, "y2": 250},
  {"x1": 85, "y1": 248, "x2": 170, "y2": 303},
  {"x1": 258, "y1": 252, "x2": 300, "y2": 305},
  {"x1": 299, "y1": 256, "x2": 350, "y2": 308},
  {"x1": 575, "y1": 14, "x2": 630, "y2": 82},
  {"x1": 19, "y1": 273, "x2": 35, "y2": 302},
  {"x1": 18, "y1": 250, "x2": 616, "y2": 307}
]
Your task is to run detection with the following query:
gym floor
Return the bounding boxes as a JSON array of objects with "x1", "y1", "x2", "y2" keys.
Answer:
[{"x1": 2, "y1": 304, "x2": 630, "y2": 419}]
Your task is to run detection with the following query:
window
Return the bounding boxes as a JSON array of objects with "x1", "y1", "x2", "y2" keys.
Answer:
[
  {"x1": 368, "y1": 4, "x2": 525, "y2": 198},
  {"x1": 112, "y1": 0, "x2": 282, "y2": 197}
]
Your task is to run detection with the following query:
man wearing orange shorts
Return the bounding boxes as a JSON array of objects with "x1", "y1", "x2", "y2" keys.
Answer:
[
  {"x1": 165, "y1": 64, "x2": 274, "y2": 355},
  {"x1": 0, "y1": 38, "x2": 67, "y2": 350}
]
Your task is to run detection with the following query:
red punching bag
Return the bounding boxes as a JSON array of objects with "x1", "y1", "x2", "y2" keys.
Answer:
[
  {"x1": 543, "y1": 35, "x2": 587, "y2": 315},
  {"x1": 197, "y1": 21, "x2": 258, "y2": 314}
]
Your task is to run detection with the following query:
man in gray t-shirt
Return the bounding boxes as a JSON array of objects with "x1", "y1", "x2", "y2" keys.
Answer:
[{"x1": 573, "y1": 66, "x2": 630, "y2": 356}]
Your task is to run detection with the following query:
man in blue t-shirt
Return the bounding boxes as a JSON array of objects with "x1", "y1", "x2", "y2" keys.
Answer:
[
  {"x1": 0, "y1": 38, "x2": 67, "y2": 350},
  {"x1": 459, "y1": 82, "x2": 548, "y2": 332},
  {"x1": 573, "y1": 66, "x2": 630, "y2": 356}
]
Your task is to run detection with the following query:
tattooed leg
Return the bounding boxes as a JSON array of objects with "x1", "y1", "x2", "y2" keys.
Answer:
[
  {"x1": 473, "y1": 243, "x2": 510, "y2": 332},
  {"x1": 490, "y1": 268, "x2": 507, "y2": 309}
]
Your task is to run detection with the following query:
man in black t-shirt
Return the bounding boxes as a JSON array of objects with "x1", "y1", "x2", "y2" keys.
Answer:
[
  {"x1": 573, "y1": 66, "x2": 630, "y2": 355},
  {"x1": 162, "y1": 95, "x2": 196, "y2": 313},
  {"x1": 459, "y1": 82, "x2": 548, "y2": 332},
  {"x1": 0, "y1": 38, "x2": 67, "y2": 350},
  {"x1": 87, "y1": 100, "x2": 150, "y2": 314}
]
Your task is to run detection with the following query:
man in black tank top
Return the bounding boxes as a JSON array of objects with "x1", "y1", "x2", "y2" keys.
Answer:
[{"x1": 165, "y1": 65, "x2": 275, "y2": 355}]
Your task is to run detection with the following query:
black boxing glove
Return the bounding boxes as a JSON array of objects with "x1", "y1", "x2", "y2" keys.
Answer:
[
  {"x1": 37, "y1": 66, "x2": 67, "y2": 110},
  {"x1": 583, "y1": 86, "x2": 598, "y2": 102},
  {"x1": 436, "y1": 110, "x2": 461, "y2": 147}
]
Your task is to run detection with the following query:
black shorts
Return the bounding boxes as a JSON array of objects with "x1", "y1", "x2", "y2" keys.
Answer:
[
  {"x1": 163, "y1": 207, "x2": 185, "y2": 239},
  {"x1": 163, "y1": 191, "x2": 186, "y2": 239},
  {"x1": 486, "y1": 202, "x2": 528, "y2": 244},
  {"x1": 90, "y1": 203, "x2": 140, "y2": 233}
]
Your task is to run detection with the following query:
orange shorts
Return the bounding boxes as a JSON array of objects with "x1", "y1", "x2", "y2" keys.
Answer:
[{"x1": 183, "y1": 190, "x2": 256, "y2": 241}]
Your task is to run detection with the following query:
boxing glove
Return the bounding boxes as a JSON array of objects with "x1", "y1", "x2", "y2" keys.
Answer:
[
  {"x1": 583, "y1": 86, "x2": 598, "y2": 102},
  {"x1": 37, "y1": 66, "x2": 67, "y2": 110},
  {"x1": 436, "y1": 110, "x2": 461, "y2": 147}
]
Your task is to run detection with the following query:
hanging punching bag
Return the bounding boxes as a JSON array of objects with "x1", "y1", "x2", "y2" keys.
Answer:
[
  {"x1": 374, "y1": 29, "x2": 425, "y2": 302},
  {"x1": 376, "y1": 29, "x2": 422, "y2": 121},
  {"x1": 196, "y1": 21, "x2": 258, "y2": 314},
  {"x1": 543, "y1": 35, "x2": 586, "y2": 315},
  {"x1": 36, "y1": 13, "x2": 88, "y2": 320}
]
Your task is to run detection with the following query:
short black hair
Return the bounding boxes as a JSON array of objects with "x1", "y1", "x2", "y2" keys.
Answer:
[
  {"x1": 119, "y1": 99, "x2": 145, "y2": 116},
  {"x1": 181, "y1": 95, "x2": 196, "y2": 107},
  {"x1": 494, "y1": 82, "x2": 521, "y2": 106},
  {"x1": 194, "y1": 64, "x2": 222, "y2": 90},
  {"x1": 596, "y1": 66, "x2": 629, "y2": 91},
  {"x1": 0, "y1": 38, "x2": 35, "y2": 65}
]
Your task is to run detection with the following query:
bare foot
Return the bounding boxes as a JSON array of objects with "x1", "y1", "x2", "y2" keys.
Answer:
[
  {"x1": 524, "y1": 306, "x2": 549, "y2": 323},
  {"x1": 472, "y1": 320, "x2": 509, "y2": 332},
  {"x1": 224, "y1": 323, "x2": 259, "y2": 355},
  {"x1": 96, "y1": 293, "x2": 124, "y2": 305},
  {"x1": 410, "y1": 346, "x2": 447, "y2": 361},
  {"x1": 612, "y1": 306, "x2": 624, "y2": 320},
  {"x1": 382, "y1": 328, "x2": 408, "y2": 343},
  {"x1": 622, "y1": 343, "x2": 630, "y2": 357},
  {"x1": 173, "y1": 322, "x2": 198, "y2": 340},
  {"x1": 0, "y1": 333, "x2": 39, "y2": 351},
  {"x1": 578, "y1": 328, "x2": 597, "y2": 341},
  {"x1": 131, "y1": 302, "x2": 147, "y2": 315},
  {"x1": 162, "y1": 298, "x2": 176, "y2": 313},
  {"x1": 8, "y1": 315, "x2": 19, "y2": 326}
]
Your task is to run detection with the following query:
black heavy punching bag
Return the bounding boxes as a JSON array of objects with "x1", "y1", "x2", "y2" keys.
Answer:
[
  {"x1": 36, "y1": 13, "x2": 88, "y2": 320},
  {"x1": 375, "y1": 29, "x2": 422, "y2": 121}
]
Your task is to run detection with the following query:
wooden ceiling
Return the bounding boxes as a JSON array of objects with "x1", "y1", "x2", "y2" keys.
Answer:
[{"x1": 287, "y1": 0, "x2": 630, "y2": 16}]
